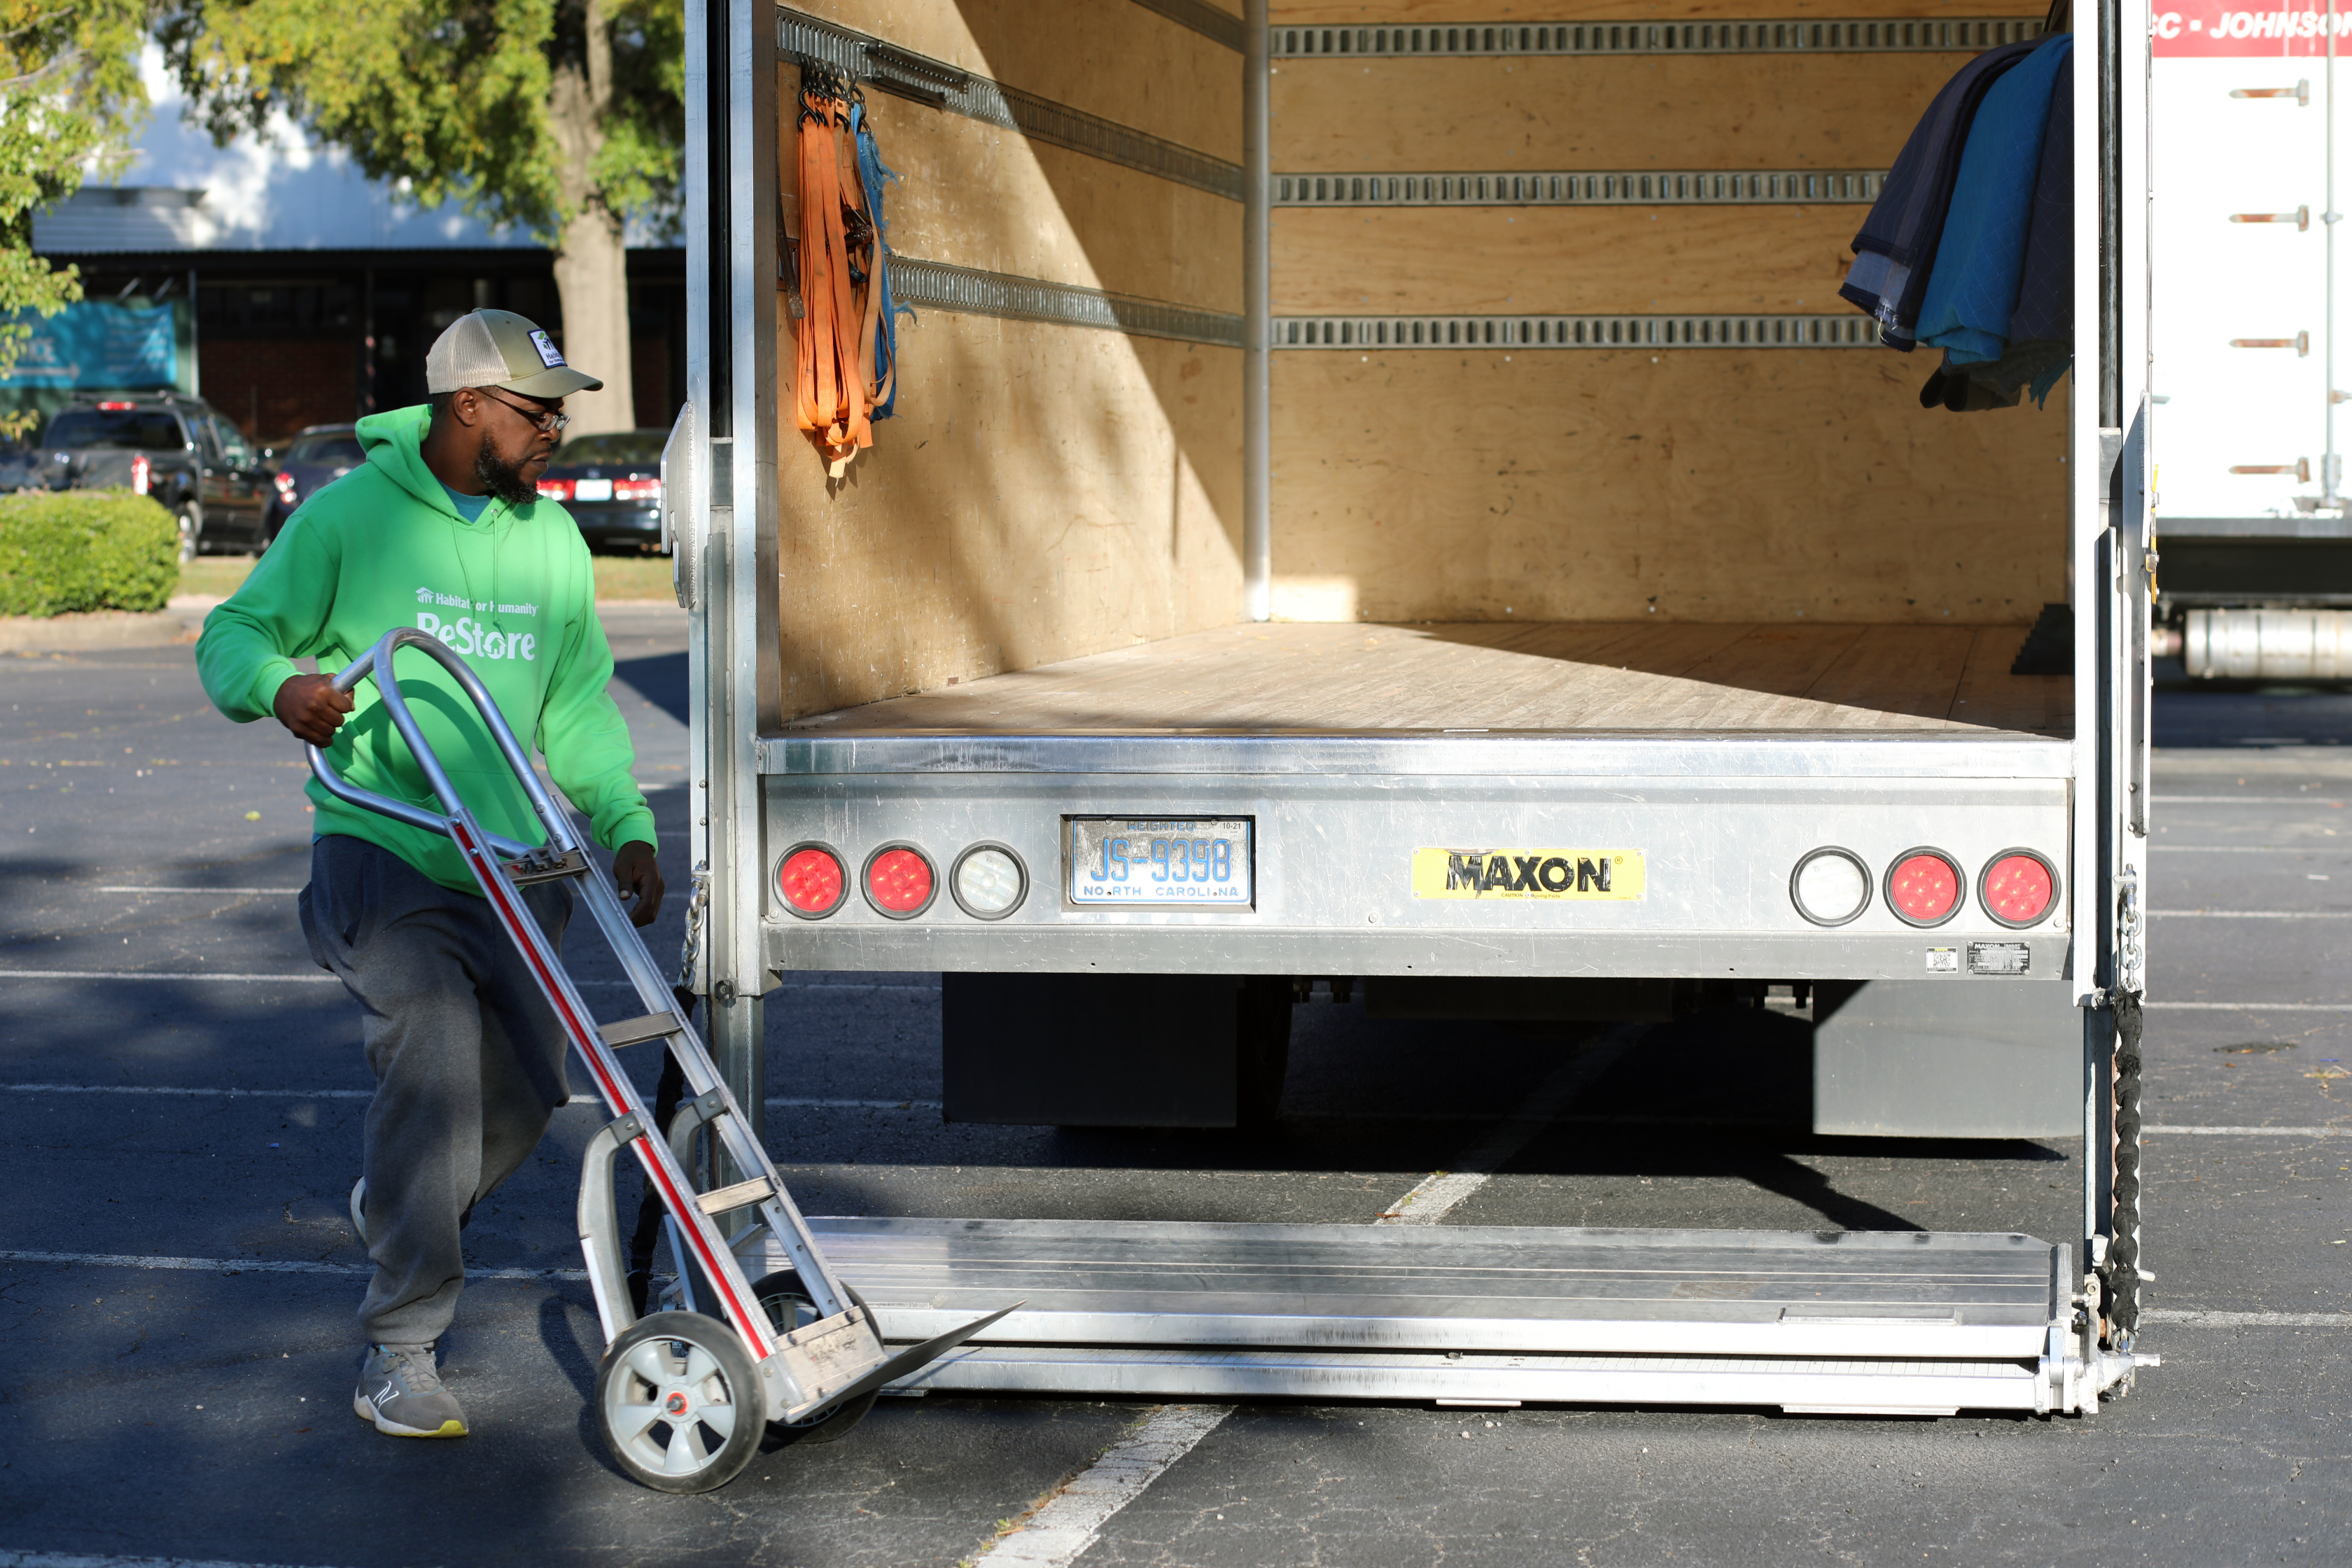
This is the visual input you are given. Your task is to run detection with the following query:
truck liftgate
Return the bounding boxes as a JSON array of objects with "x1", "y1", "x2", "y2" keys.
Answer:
[{"x1": 669, "y1": 0, "x2": 2159, "y2": 1420}]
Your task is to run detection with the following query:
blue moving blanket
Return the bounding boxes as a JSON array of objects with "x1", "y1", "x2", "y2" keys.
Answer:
[
  {"x1": 1837, "y1": 36, "x2": 2041, "y2": 350},
  {"x1": 1914, "y1": 34, "x2": 2076, "y2": 366}
]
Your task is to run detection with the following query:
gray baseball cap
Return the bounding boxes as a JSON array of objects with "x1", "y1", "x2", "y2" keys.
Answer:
[{"x1": 424, "y1": 308, "x2": 604, "y2": 399}]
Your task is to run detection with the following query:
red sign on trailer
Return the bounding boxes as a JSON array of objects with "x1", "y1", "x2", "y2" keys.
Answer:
[{"x1": 2155, "y1": 0, "x2": 2352, "y2": 56}]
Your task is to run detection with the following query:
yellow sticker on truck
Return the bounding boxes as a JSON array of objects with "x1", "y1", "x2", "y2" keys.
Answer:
[{"x1": 1411, "y1": 848, "x2": 1646, "y2": 900}]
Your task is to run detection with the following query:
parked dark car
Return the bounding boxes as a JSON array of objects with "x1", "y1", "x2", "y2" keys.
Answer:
[
  {"x1": 266, "y1": 424, "x2": 364, "y2": 542},
  {"x1": 0, "y1": 439, "x2": 51, "y2": 494},
  {"x1": 536, "y1": 428, "x2": 666, "y2": 552},
  {"x1": 34, "y1": 393, "x2": 272, "y2": 559}
]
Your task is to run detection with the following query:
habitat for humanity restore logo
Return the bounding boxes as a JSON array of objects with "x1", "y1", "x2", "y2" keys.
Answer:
[{"x1": 414, "y1": 585, "x2": 540, "y2": 662}]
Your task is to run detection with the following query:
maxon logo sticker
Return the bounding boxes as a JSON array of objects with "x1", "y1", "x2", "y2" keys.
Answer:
[{"x1": 1412, "y1": 848, "x2": 1646, "y2": 901}]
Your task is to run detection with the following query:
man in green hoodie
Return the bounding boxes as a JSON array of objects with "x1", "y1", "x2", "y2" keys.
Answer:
[{"x1": 197, "y1": 308, "x2": 664, "y2": 1441}]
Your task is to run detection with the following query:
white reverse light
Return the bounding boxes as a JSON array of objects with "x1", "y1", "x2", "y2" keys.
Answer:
[
  {"x1": 1791, "y1": 847, "x2": 1871, "y2": 927},
  {"x1": 951, "y1": 844, "x2": 1027, "y2": 918}
]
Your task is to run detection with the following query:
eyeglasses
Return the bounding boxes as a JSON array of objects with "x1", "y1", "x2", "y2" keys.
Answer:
[{"x1": 473, "y1": 386, "x2": 570, "y2": 434}]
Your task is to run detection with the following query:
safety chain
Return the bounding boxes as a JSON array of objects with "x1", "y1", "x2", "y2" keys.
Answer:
[
  {"x1": 2105, "y1": 988, "x2": 2145, "y2": 1340},
  {"x1": 2115, "y1": 867, "x2": 2146, "y2": 996},
  {"x1": 676, "y1": 860, "x2": 710, "y2": 993}
]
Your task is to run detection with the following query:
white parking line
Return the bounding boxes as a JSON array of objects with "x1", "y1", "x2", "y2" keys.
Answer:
[
  {"x1": 94, "y1": 886, "x2": 302, "y2": 895},
  {"x1": 0, "y1": 1553, "x2": 352, "y2": 1568},
  {"x1": 1376, "y1": 1028, "x2": 1638, "y2": 1225},
  {"x1": 0, "y1": 969, "x2": 636, "y2": 986},
  {"x1": 972, "y1": 1405, "x2": 1232, "y2": 1567},
  {"x1": 0, "y1": 969, "x2": 933, "y2": 993},
  {"x1": 2146, "y1": 1001, "x2": 2352, "y2": 1011},
  {"x1": 0, "y1": 1083, "x2": 370, "y2": 1100},
  {"x1": 2152, "y1": 845, "x2": 2352, "y2": 853},
  {"x1": 2142, "y1": 1310, "x2": 2352, "y2": 1327},
  {"x1": 0, "y1": 1249, "x2": 586, "y2": 1282},
  {"x1": 2150, "y1": 910, "x2": 2352, "y2": 919},
  {"x1": 0, "y1": 969, "x2": 341, "y2": 983},
  {"x1": 2154, "y1": 795, "x2": 2348, "y2": 805},
  {"x1": 2148, "y1": 1124, "x2": 2348, "y2": 1137},
  {"x1": 0, "y1": 1082, "x2": 943, "y2": 1112}
]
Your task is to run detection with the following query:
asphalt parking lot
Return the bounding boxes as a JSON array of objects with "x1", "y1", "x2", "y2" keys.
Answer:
[{"x1": 1, "y1": 612, "x2": 2346, "y2": 1567}]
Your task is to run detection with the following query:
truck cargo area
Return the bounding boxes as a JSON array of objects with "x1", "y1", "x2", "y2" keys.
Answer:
[
  {"x1": 670, "y1": 0, "x2": 2152, "y2": 1429},
  {"x1": 782, "y1": 618, "x2": 2072, "y2": 738}
]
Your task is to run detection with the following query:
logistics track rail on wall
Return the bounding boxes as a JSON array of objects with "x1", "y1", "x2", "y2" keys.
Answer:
[
  {"x1": 1275, "y1": 312, "x2": 1879, "y2": 349},
  {"x1": 776, "y1": 6, "x2": 1243, "y2": 200},
  {"x1": 1273, "y1": 17, "x2": 2046, "y2": 57},
  {"x1": 894, "y1": 256, "x2": 1243, "y2": 348},
  {"x1": 1275, "y1": 168, "x2": 1886, "y2": 207}
]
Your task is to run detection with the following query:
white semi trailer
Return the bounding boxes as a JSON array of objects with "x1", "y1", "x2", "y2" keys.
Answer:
[
  {"x1": 2151, "y1": 0, "x2": 2352, "y2": 673},
  {"x1": 660, "y1": 0, "x2": 2159, "y2": 1415}
]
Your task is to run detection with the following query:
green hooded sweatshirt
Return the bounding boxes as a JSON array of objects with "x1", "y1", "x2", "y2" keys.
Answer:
[{"x1": 196, "y1": 404, "x2": 657, "y2": 894}]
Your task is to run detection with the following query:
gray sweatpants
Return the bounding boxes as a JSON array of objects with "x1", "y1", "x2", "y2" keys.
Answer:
[{"x1": 300, "y1": 834, "x2": 574, "y2": 1345}]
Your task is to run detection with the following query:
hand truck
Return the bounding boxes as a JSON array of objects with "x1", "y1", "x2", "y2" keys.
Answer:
[{"x1": 308, "y1": 627, "x2": 1013, "y2": 1492}]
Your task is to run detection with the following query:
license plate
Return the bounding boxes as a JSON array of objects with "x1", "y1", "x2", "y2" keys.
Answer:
[
  {"x1": 573, "y1": 477, "x2": 614, "y2": 501},
  {"x1": 1066, "y1": 818, "x2": 1252, "y2": 906}
]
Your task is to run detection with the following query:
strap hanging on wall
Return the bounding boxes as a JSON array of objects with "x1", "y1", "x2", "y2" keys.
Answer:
[{"x1": 788, "y1": 74, "x2": 897, "y2": 477}]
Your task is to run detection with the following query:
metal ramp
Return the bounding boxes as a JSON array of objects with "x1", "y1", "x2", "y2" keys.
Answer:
[{"x1": 755, "y1": 1219, "x2": 2155, "y2": 1417}]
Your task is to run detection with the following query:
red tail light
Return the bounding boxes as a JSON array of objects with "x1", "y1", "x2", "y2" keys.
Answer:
[
  {"x1": 1884, "y1": 848, "x2": 1962, "y2": 927},
  {"x1": 274, "y1": 471, "x2": 298, "y2": 504},
  {"x1": 537, "y1": 478, "x2": 574, "y2": 500},
  {"x1": 1980, "y1": 850, "x2": 2058, "y2": 927},
  {"x1": 130, "y1": 453, "x2": 150, "y2": 496},
  {"x1": 614, "y1": 477, "x2": 660, "y2": 501},
  {"x1": 863, "y1": 844, "x2": 937, "y2": 918},
  {"x1": 776, "y1": 844, "x2": 845, "y2": 918},
  {"x1": 97, "y1": 400, "x2": 135, "y2": 410}
]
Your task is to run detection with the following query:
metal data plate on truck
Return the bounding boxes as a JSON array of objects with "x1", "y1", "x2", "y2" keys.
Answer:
[{"x1": 1066, "y1": 818, "x2": 1252, "y2": 908}]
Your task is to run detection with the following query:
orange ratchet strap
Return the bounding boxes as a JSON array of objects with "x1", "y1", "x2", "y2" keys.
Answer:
[{"x1": 790, "y1": 74, "x2": 883, "y2": 478}]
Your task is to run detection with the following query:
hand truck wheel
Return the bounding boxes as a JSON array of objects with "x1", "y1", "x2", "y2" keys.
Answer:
[
  {"x1": 595, "y1": 1310, "x2": 766, "y2": 1492},
  {"x1": 751, "y1": 1270, "x2": 881, "y2": 1443}
]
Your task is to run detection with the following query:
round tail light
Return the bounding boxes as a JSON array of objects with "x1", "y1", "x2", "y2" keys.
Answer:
[
  {"x1": 1790, "y1": 847, "x2": 1871, "y2": 927},
  {"x1": 776, "y1": 843, "x2": 845, "y2": 918},
  {"x1": 1980, "y1": 850, "x2": 2058, "y2": 927},
  {"x1": 1884, "y1": 848, "x2": 1963, "y2": 927},
  {"x1": 951, "y1": 843, "x2": 1028, "y2": 919},
  {"x1": 863, "y1": 844, "x2": 937, "y2": 918}
]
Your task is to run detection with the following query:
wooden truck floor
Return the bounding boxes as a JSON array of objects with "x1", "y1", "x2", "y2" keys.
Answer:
[{"x1": 783, "y1": 620, "x2": 2073, "y2": 738}]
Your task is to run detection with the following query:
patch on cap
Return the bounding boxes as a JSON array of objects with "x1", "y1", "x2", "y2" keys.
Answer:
[{"x1": 528, "y1": 330, "x2": 566, "y2": 369}]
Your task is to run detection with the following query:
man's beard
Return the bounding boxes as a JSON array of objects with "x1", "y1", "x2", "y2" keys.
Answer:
[{"x1": 474, "y1": 433, "x2": 540, "y2": 507}]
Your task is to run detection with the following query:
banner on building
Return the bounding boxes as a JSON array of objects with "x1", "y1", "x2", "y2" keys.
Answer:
[{"x1": 1, "y1": 302, "x2": 178, "y2": 388}]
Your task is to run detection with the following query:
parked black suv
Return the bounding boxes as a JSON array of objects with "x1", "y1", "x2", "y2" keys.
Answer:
[{"x1": 32, "y1": 393, "x2": 272, "y2": 559}]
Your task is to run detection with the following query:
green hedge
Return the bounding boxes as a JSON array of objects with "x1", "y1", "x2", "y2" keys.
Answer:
[{"x1": 0, "y1": 490, "x2": 180, "y2": 617}]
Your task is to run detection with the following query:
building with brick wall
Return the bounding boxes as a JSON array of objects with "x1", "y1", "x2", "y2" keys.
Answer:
[{"x1": 33, "y1": 50, "x2": 683, "y2": 451}]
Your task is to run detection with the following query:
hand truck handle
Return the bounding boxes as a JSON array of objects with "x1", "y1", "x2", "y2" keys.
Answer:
[{"x1": 305, "y1": 626, "x2": 581, "y2": 862}]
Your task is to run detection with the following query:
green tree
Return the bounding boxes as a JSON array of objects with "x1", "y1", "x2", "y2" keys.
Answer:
[
  {"x1": 157, "y1": 0, "x2": 684, "y2": 435},
  {"x1": 0, "y1": 0, "x2": 150, "y2": 435}
]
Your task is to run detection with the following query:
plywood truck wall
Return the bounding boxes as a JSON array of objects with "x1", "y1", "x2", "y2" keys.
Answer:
[
  {"x1": 1267, "y1": 1, "x2": 2069, "y2": 624},
  {"x1": 774, "y1": 0, "x2": 1245, "y2": 720}
]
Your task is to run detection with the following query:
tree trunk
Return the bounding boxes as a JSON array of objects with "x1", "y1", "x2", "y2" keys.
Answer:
[
  {"x1": 547, "y1": 0, "x2": 635, "y2": 435},
  {"x1": 551, "y1": 205, "x2": 634, "y2": 435}
]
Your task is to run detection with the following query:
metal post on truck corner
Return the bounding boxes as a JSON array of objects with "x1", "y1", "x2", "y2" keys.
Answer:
[
  {"x1": 681, "y1": 0, "x2": 769, "y2": 1161},
  {"x1": 1242, "y1": 0, "x2": 1272, "y2": 622}
]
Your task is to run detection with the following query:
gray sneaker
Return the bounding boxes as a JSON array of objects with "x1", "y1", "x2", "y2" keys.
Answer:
[{"x1": 353, "y1": 1343, "x2": 467, "y2": 1438}]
